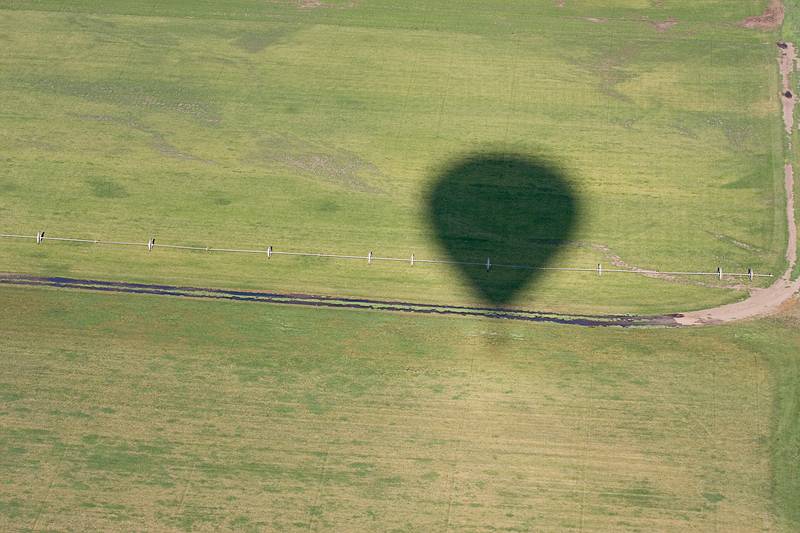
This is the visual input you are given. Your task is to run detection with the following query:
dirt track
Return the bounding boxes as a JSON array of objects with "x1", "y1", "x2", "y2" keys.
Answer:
[
  {"x1": 675, "y1": 42, "x2": 799, "y2": 325},
  {"x1": 675, "y1": 164, "x2": 799, "y2": 325}
]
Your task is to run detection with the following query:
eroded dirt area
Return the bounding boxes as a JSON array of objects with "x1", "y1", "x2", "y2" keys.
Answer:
[{"x1": 741, "y1": 0, "x2": 784, "y2": 30}]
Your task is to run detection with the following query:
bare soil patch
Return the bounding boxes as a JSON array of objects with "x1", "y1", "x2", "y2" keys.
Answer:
[
  {"x1": 650, "y1": 18, "x2": 678, "y2": 32},
  {"x1": 584, "y1": 17, "x2": 607, "y2": 24},
  {"x1": 741, "y1": 0, "x2": 784, "y2": 30}
]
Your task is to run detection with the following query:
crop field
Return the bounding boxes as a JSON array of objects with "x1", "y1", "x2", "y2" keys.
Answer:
[
  {"x1": 0, "y1": 0, "x2": 790, "y2": 314},
  {"x1": 2, "y1": 1, "x2": 800, "y2": 532},
  {"x1": 0, "y1": 285, "x2": 799, "y2": 531}
]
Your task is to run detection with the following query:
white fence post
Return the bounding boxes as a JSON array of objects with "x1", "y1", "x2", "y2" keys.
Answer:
[{"x1": 0, "y1": 232, "x2": 773, "y2": 280}]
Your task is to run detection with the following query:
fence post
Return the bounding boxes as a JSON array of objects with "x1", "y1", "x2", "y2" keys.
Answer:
[{"x1": 5, "y1": 232, "x2": 770, "y2": 281}]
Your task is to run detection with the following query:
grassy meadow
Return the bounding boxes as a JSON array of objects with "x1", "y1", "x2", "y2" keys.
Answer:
[
  {"x1": 2, "y1": 1, "x2": 799, "y2": 532},
  {"x1": 0, "y1": 285, "x2": 798, "y2": 531},
  {"x1": 0, "y1": 0, "x2": 789, "y2": 313}
]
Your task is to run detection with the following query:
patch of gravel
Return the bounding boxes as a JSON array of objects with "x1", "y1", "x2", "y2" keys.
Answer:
[{"x1": 741, "y1": 0, "x2": 784, "y2": 30}]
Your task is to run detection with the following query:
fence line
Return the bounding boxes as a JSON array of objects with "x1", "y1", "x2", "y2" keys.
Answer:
[{"x1": 0, "y1": 231, "x2": 774, "y2": 280}]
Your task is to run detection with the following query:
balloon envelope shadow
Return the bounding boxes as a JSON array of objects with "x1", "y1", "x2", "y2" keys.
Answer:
[{"x1": 427, "y1": 153, "x2": 578, "y2": 306}]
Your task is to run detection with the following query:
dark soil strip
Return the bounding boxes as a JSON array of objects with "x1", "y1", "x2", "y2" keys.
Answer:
[{"x1": 0, "y1": 274, "x2": 678, "y2": 328}]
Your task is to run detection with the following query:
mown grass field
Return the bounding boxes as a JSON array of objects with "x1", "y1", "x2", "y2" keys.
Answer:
[
  {"x1": 0, "y1": 0, "x2": 789, "y2": 313},
  {"x1": 0, "y1": 286, "x2": 798, "y2": 531}
]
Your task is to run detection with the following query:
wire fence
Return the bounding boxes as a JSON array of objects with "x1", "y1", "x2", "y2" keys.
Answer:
[{"x1": 0, "y1": 231, "x2": 774, "y2": 281}]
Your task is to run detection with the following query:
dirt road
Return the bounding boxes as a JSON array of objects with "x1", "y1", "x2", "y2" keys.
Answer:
[
  {"x1": 675, "y1": 42, "x2": 799, "y2": 325},
  {"x1": 676, "y1": 164, "x2": 798, "y2": 325}
]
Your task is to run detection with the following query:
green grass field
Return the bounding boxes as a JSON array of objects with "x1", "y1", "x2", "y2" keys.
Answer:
[
  {"x1": 2, "y1": 1, "x2": 800, "y2": 532},
  {"x1": 1, "y1": 286, "x2": 798, "y2": 531},
  {"x1": 0, "y1": 0, "x2": 789, "y2": 313}
]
